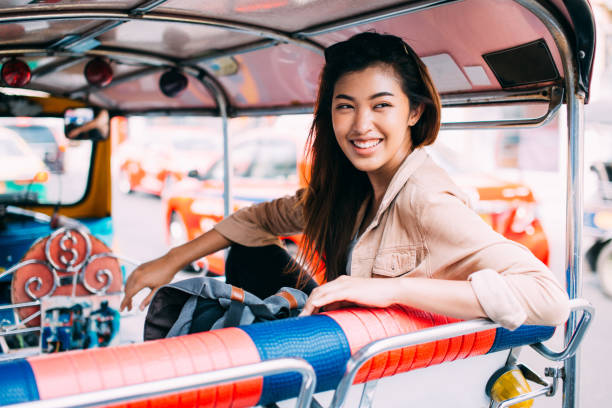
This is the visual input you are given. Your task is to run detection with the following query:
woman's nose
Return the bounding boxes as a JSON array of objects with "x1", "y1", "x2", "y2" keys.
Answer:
[{"x1": 352, "y1": 108, "x2": 373, "y2": 134}]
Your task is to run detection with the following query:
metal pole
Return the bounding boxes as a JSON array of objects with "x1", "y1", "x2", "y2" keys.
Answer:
[
  {"x1": 563, "y1": 93, "x2": 585, "y2": 408},
  {"x1": 198, "y1": 74, "x2": 232, "y2": 217},
  {"x1": 512, "y1": 1, "x2": 585, "y2": 407}
]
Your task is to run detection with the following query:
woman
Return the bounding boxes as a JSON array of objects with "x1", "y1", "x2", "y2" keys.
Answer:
[{"x1": 121, "y1": 32, "x2": 569, "y2": 330}]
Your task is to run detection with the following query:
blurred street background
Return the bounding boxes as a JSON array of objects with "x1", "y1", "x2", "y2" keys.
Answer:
[{"x1": 111, "y1": 2, "x2": 612, "y2": 406}]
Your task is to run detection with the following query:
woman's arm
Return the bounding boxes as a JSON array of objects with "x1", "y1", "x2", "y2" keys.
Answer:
[
  {"x1": 121, "y1": 191, "x2": 306, "y2": 312},
  {"x1": 120, "y1": 229, "x2": 231, "y2": 312},
  {"x1": 300, "y1": 275, "x2": 486, "y2": 319}
]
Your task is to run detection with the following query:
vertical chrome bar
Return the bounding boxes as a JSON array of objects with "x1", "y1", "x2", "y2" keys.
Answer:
[
  {"x1": 513, "y1": 1, "x2": 585, "y2": 407},
  {"x1": 199, "y1": 74, "x2": 232, "y2": 217},
  {"x1": 221, "y1": 99, "x2": 231, "y2": 218},
  {"x1": 563, "y1": 94, "x2": 585, "y2": 408}
]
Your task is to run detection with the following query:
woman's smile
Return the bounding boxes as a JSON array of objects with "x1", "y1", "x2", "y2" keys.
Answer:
[{"x1": 350, "y1": 137, "x2": 383, "y2": 152}]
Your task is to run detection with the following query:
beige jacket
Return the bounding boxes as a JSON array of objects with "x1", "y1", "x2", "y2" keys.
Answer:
[{"x1": 215, "y1": 148, "x2": 569, "y2": 329}]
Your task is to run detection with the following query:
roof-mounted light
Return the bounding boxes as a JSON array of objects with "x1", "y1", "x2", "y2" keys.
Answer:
[
  {"x1": 159, "y1": 69, "x2": 188, "y2": 98},
  {"x1": 1, "y1": 59, "x2": 32, "y2": 87},
  {"x1": 84, "y1": 57, "x2": 113, "y2": 87}
]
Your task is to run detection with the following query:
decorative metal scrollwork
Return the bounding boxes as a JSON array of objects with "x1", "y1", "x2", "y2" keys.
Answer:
[
  {"x1": 82, "y1": 252, "x2": 117, "y2": 295},
  {"x1": 45, "y1": 227, "x2": 91, "y2": 274},
  {"x1": 10, "y1": 259, "x2": 59, "y2": 301}
]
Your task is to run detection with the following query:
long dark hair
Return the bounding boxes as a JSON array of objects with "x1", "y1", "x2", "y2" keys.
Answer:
[{"x1": 297, "y1": 32, "x2": 442, "y2": 283}]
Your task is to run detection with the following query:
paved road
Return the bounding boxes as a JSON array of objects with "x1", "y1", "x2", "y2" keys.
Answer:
[{"x1": 113, "y1": 185, "x2": 611, "y2": 407}]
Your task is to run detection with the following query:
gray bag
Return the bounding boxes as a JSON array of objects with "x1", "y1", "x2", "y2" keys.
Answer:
[{"x1": 144, "y1": 277, "x2": 307, "y2": 341}]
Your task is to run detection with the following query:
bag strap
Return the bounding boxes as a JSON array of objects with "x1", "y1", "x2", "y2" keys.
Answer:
[
  {"x1": 274, "y1": 290, "x2": 299, "y2": 309},
  {"x1": 222, "y1": 286, "x2": 246, "y2": 328}
]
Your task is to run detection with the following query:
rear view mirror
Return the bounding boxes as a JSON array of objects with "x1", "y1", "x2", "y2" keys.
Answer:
[
  {"x1": 64, "y1": 108, "x2": 109, "y2": 140},
  {"x1": 187, "y1": 169, "x2": 200, "y2": 179}
]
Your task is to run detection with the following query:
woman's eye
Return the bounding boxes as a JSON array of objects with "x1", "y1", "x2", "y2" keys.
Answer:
[
  {"x1": 335, "y1": 104, "x2": 353, "y2": 110},
  {"x1": 374, "y1": 102, "x2": 391, "y2": 109}
]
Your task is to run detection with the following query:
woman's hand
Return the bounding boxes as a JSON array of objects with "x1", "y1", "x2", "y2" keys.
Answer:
[
  {"x1": 120, "y1": 229, "x2": 232, "y2": 312},
  {"x1": 120, "y1": 253, "x2": 179, "y2": 312},
  {"x1": 300, "y1": 275, "x2": 397, "y2": 316}
]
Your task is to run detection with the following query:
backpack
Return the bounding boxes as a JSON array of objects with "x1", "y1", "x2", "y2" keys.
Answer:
[{"x1": 143, "y1": 276, "x2": 307, "y2": 340}]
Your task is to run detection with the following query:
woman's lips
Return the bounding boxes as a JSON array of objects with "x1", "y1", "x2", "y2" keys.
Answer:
[{"x1": 350, "y1": 138, "x2": 382, "y2": 154}]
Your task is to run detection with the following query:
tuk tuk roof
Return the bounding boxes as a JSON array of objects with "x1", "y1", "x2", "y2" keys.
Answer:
[{"x1": 0, "y1": 0, "x2": 596, "y2": 116}]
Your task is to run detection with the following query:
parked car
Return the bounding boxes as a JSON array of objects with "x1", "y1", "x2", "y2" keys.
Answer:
[
  {"x1": 0, "y1": 128, "x2": 48, "y2": 201},
  {"x1": 116, "y1": 125, "x2": 221, "y2": 197},
  {"x1": 163, "y1": 124, "x2": 309, "y2": 274},
  {"x1": 1, "y1": 119, "x2": 67, "y2": 174},
  {"x1": 163, "y1": 128, "x2": 549, "y2": 276}
]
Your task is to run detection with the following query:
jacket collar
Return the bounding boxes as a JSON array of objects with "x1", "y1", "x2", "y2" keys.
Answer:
[{"x1": 368, "y1": 147, "x2": 428, "y2": 230}]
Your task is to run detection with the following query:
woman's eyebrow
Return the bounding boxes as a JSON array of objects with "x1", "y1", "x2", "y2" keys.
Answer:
[
  {"x1": 370, "y1": 91, "x2": 394, "y2": 99},
  {"x1": 334, "y1": 91, "x2": 394, "y2": 100},
  {"x1": 334, "y1": 94, "x2": 354, "y2": 101}
]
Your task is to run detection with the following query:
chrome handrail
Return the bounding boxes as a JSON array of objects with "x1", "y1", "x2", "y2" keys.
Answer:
[
  {"x1": 441, "y1": 85, "x2": 563, "y2": 130},
  {"x1": 531, "y1": 298, "x2": 595, "y2": 361},
  {"x1": 3, "y1": 358, "x2": 317, "y2": 408},
  {"x1": 329, "y1": 298, "x2": 592, "y2": 408},
  {"x1": 329, "y1": 317, "x2": 501, "y2": 408}
]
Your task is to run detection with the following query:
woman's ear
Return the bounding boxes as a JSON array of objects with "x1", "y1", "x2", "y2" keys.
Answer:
[{"x1": 408, "y1": 103, "x2": 425, "y2": 126}]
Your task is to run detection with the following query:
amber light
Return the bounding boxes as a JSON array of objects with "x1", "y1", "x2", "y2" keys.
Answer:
[
  {"x1": 33, "y1": 171, "x2": 49, "y2": 183},
  {"x1": 1, "y1": 59, "x2": 31, "y2": 87}
]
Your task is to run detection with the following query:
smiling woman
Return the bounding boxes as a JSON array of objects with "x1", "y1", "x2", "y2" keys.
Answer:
[{"x1": 123, "y1": 33, "x2": 569, "y2": 334}]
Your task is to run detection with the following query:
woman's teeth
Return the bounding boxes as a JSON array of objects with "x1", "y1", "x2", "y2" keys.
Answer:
[{"x1": 352, "y1": 139, "x2": 382, "y2": 149}]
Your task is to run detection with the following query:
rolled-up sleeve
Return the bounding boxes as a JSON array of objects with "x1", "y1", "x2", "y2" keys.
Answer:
[
  {"x1": 214, "y1": 190, "x2": 305, "y2": 247},
  {"x1": 415, "y1": 187, "x2": 569, "y2": 330}
]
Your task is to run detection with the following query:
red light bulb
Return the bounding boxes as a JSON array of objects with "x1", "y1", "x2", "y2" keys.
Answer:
[
  {"x1": 84, "y1": 57, "x2": 113, "y2": 87},
  {"x1": 1, "y1": 59, "x2": 31, "y2": 87}
]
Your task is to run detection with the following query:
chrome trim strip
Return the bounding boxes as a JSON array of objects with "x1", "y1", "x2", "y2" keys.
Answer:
[
  {"x1": 3, "y1": 358, "x2": 317, "y2": 408},
  {"x1": 131, "y1": 0, "x2": 170, "y2": 14},
  {"x1": 441, "y1": 86, "x2": 563, "y2": 130},
  {"x1": 440, "y1": 86, "x2": 559, "y2": 107}
]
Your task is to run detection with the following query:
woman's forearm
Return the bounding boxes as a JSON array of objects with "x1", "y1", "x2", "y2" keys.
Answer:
[
  {"x1": 167, "y1": 228, "x2": 232, "y2": 270},
  {"x1": 392, "y1": 277, "x2": 486, "y2": 320},
  {"x1": 301, "y1": 275, "x2": 487, "y2": 320}
]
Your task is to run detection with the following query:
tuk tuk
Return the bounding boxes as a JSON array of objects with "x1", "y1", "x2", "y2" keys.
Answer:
[{"x1": 0, "y1": 1, "x2": 597, "y2": 407}]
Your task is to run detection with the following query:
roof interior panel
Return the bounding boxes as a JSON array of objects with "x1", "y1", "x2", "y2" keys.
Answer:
[
  {"x1": 31, "y1": 58, "x2": 143, "y2": 93},
  {"x1": 312, "y1": 0, "x2": 564, "y2": 93},
  {"x1": 158, "y1": 0, "x2": 404, "y2": 32},
  {"x1": 0, "y1": 19, "x2": 103, "y2": 46},
  {"x1": 99, "y1": 21, "x2": 261, "y2": 60},
  {"x1": 96, "y1": 71, "x2": 216, "y2": 111},
  {"x1": 0, "y1": 0, "x2": 142, "y2": 12},
  {"x1": 209, "y1": 43, "x2": 323, "y2": 109}
]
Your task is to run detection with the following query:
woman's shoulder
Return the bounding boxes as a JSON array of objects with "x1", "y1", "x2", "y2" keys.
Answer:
[{"x1": 402, "y1": 155, "x2": 471, "y2": 207}]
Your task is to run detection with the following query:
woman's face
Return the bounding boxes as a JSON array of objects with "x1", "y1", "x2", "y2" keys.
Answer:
[{"x1": 331, "y1": 64, "x2": 421, "y2": 184}]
